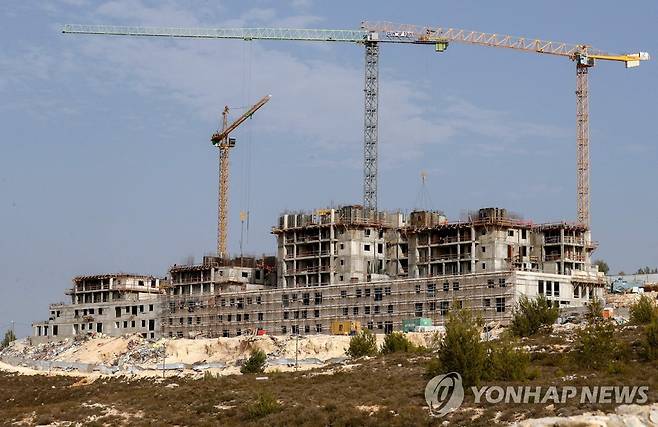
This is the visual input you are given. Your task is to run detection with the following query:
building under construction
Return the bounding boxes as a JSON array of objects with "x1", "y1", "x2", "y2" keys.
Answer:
[
  {"x1": 33, "y1": 205, "x2": 604, "y2": 340},
  {"x1": 32, "y1": 274, "x2": 167, "y2": 342},
  {"x1": 163, "y1": 206, "x2": 604, "y2": 338}
]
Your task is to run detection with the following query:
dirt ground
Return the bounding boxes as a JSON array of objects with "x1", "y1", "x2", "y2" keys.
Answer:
[{"x1": 2, "y1": 325, "x2": 657, "y2": 426}]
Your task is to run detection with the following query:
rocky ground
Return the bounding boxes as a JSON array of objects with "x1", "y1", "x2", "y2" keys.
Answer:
[
  {"x1": 2, "y1": 292, "x2": 657, "y2": 425},
  {"x1": 0, "y1": 332, "x2": 437, "y2": 378}
]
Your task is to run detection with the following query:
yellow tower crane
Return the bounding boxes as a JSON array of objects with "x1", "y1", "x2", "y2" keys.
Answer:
[
  {"x1": 361, "y1": 21, "x2": 649, "y2": 227},
  {"x1": 211, "y1": 94, "x2": 271, "y2": 258}
]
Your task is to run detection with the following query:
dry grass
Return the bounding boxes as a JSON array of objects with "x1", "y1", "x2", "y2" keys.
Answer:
[{"x1": 1, "y1": 326, "x2": 657, "y2": 426}]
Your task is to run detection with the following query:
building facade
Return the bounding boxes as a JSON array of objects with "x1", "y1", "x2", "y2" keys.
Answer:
[
  {"x1": 161, "y1": 206, "x2": 604, "y2": 338},
  {"x1": 34, "y1": 206, "x2": 605, "y2": 340},
  {"x1": 32, "y1": 274, "x2": 166, "y2": 343}
]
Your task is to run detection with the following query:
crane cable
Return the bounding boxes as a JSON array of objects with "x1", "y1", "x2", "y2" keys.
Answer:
[{"x1": 238, "y1": 41, "x2": 254, "y2": 252}]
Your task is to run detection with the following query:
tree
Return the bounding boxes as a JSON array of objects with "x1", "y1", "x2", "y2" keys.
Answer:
[
  {"x1": 585, "y1": 298, "x2": 604, "y2": 323},
  {"x1": 241, "y1": 349, "x2": 267, "y2": 374},
  {"x1": 346, "y1": 329, "x2": 378, "y2": 358},
  {"x1": 636, "y1": 266, "x2": 658, "y2": 275},
  {"x1": 1, "y1": 330, "x2": 16, "y2": 349},
  {"x1": 593, "y1": 259, "x2": 609, "y2": 275},
  {"x1": 380, "y1": 332, "x2": 416, "y2": 354},
  {"x1": 629, "y1": 295, "x2": 658, "y2": 325},
  {"x1": 510, "y1": 295, "x2": 559, "y2": 337},
  {"x1": 428, "y1": 309, "x2": 486, "y2": 387}
]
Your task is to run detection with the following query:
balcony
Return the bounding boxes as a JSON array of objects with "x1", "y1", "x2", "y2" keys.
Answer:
[
  {"x1": 285, "y1": 250, "x2": 331, "y2": 259},
  {"x1": 544, "y1": 236, "x2": 585, "y2": 245},
  {"x1": 545, "y1": 253, "x2": 586, "y2": 262},
  {"x1": 284, "y1": 265, "x2": 335, "y2": 275}
]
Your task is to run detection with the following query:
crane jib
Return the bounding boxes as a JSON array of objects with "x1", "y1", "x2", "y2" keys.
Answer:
[{"x1": 62, "y1": 22, "x2": 649, "y2": 225}]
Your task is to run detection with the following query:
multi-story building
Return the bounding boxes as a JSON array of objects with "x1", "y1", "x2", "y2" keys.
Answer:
[
  {"x1": 162, "y1": 206, "x2": 604, "y2": 338},
  {"x1": 33, "y1": 206, "x2": 605, "y2": 340},
  {"x1": 273, "y1": 206, "x2": 404, "y2": 287},
  {"x1": 32, "y1": 274, "x2": 166, "y2": 343}
]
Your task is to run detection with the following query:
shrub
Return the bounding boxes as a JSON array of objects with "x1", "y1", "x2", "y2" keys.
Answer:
[
  {"x1": 380, "y1": 332, "x2": 415, "y2": 354},
  {"x1": 573, "y1": 320, "x2": 624, "y2": 369},
  {"x1": 585, "y1": 298, "x2": 604, "y2": 323},
  {"x1": 1, "y1": 330, "x2": 16, "y2": 349},
  {"x1": 240, "y1": 349, "x2": 267, "y2": 374},
  {"x1": 247, "y1": 392, "x2": 281, "y2": 419},
  {"x1": 346, "y1": 329, "x2": 377, "y2": 358},
  {"x1": 202, "y1": 370, "x2": 217, "y2": 380},
  {"x1": 426, "y1": 331, "x2": 443, "y2": 352},
  {"x1": 629, "y1": 295, "x2": 657, "y2": 325},
  {"x1": 428, "y1": 309, "x2": 485, "y2": 387},
  {"x1": 510, "y1": 295, "x2": 559, "y2": 337},
  {"x1": 641, "y1": 318, "x2": 658, "y2": 361},
  {"x1": 485, "y1": 338, "x2": 531, "y2": 381}
]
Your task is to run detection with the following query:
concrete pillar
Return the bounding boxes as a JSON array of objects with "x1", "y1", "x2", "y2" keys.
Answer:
[
  {"x1": 329, "y1": 223, "x2": 335, "y2": 285},
  {"x1": 470, "y1": 226, "x2": 476, "y2": 274},
  {"x1": 456, "y1": 230, "x2": 461, "y2": 274},
  {"x1": 560, "y1": 227, "x2": 565, "y2": 275}
]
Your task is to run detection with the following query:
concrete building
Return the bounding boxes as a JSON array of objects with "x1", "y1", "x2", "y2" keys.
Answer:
[
  {"x1": 161, "y1": 206, "x2": 605, "y2": 338},
  {"x1": 273, "y1": 206, "x2": 403, "y2": 287},
  {"x1": 33, "y1": 206, "x2": 605, "y2": 340},
  {"x1": 32, "y1": 274, "x2": 166, "y2": 343}
]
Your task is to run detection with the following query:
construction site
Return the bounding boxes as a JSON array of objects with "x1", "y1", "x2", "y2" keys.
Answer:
[
  {"x1": 28, "y1": 20, "x2": 648, "y2": 342},
  {"x1": 2, "y1": 9, "x2": 656, "y2": 427}
]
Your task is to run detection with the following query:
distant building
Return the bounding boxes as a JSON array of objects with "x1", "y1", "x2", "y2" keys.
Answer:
[
  {"x1": 32, "y1": 274, "x2": 166, "y2": 343},
  {"x1": 607, "y1": 273, "x2": 658, "y2": 293}
]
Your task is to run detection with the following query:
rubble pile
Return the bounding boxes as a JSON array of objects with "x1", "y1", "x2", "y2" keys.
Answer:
[{"x1": 606, "y1": 291, "x2": 658, "y2": 309}]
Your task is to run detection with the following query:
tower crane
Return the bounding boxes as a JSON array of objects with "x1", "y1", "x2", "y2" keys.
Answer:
[
  {"x1": 211, "y1": 94, "x2": 271, "y2": 258},
  {"x1": 63, "y1": 23, "x2": 648, "y2": 227},
  {"x1": 361, "y1": 21, "x2": 649, "y2": 228}
]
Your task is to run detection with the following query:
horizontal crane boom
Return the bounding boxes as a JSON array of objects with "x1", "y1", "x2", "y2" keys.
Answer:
[
  {"x1": 362, "y1": 22, "x2": 649, "y2": 66},
  {"x1": 63, "y1": 24, "x2": 369, "y2": 43}
]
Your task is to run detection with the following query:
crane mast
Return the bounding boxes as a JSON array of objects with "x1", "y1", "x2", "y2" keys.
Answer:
[
  {"x1": 363, "y1": 21, "x2": 649, "y2": 228},
  {"x1": 216, "y1": 106, "x2": 230, "y2": 259},
  {"x1": 576, "y1": 62, "x2": 590, "y2": 227},
  {"x1": 63, "y1": 23, "x2": 649, "y2": 228},
  {"x1": 211, "y1": 95, "x2": 271, "y2": 258}
]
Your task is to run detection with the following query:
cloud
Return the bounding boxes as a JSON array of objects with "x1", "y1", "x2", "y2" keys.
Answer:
[
  {"x1": 95, "y1": 0, "x2": 205, "y2": 26},
  {"x1": 5, "y1": 0, "x2": 563, "y2": 168},
  {"x1": 290, "y1": 0, "x2": 312, "y2": 11}
]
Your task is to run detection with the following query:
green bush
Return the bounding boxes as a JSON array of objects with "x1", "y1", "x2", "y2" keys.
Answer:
[
  {"x1": 510, "y1": 295, "x2": 559, "y2": 337},
  {"x1": 380, "y1": 332, "x2": 416, "y2": 354},
  {"x1": 573, "y1": 320, "x2": 624, "y2": 369},
  {"x1": 485, "y1": 338, "x2": 531, "y2": 381},
  {"x1": 428, "y1": 309, "x2": 486, "y2": 387},
  {"x1": 641, "y1": 318, "x2": 658, "y2": 361},
  {"x1": 629, "y1": 295, "x2": 657, "y2": 325},
  {"x1": 240, "y1": 349, "x2": 267, "y2": 374},
  {"x1": 1, "y1": 330, "x2": 16, "y2": 349},
  {"x1": 346, "y1": 329, "x2": 378, "y2": 358},
  {"x1": 585, "y1": 298, "x2": 604, "y2": 323},
  {"x1": 247, "y1": 392, "x2": 281, "y2": 419}
]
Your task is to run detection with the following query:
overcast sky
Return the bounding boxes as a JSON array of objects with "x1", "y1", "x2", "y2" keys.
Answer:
[{"x1": 1, "y1": 1, "x2": 656, "y2": 336}]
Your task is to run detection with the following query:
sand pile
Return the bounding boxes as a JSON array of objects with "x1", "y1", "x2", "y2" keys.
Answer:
[{"x1": 1, "y1": 330, "x2": 446, "y2": 377}]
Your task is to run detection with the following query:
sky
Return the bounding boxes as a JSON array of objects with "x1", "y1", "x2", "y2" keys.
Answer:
[{"x1": 0, "y1": 0, "x2": 656, "y2": 336}]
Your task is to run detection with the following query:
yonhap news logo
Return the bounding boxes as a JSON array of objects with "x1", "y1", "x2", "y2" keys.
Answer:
[
  {"x1": 425, "y1": 374, "x2": 649, "y2": 418},
  {"x1": 424, "y1": 372, "x2": 464, "y2": 417}
]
